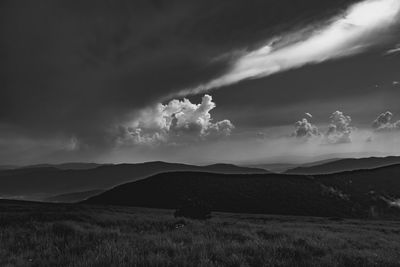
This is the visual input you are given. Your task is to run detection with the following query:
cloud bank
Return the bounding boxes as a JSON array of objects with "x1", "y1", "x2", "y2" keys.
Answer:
[
  {"x1": 291, "y1": 109, "x2": 400, "y2": 147},
  {"x1": 293, "y1": 111, "x2": 354, "y2": 144}
]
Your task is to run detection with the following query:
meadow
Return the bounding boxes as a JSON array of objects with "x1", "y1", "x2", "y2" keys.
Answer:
[{"x1": 1, "y1": 201, "x2": 400, "y2": 267}]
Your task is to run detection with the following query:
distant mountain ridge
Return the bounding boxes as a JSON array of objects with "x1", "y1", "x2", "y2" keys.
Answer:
[
  {"x1": 84, "y1": 164, "x2": 400, "y2": 219},
  {"x1": 246, "y1": 158, "x2": 340, "y2": 173},
  {"x1": 0, "y1": 162, "x2": 104, "y2": 171},
  {"x1": 285, "y1": 156, "x2": 400, "y2": 174},
  {"x1": 0, "y1": 165, "x2": 18, "y2": 170},
  {"x1": 23, "y1": 162, "x2": 106, "y2": 170},
  {"x1": 0, "y1": 161, "x2": 267, "y2": 201}
]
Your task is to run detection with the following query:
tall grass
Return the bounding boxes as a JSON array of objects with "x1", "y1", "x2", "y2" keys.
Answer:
[{"x1": 0, "y1": 202, "x2": 400, "y2": 266}]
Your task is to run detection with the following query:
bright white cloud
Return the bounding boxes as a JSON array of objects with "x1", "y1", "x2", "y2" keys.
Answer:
[
  {"x1": 385, "y1": 44, "x2": 400, "y2": 55},
  {"x1": 292, "y1": 110, "x2": 354, "y2": 144},
  {"x1": 293, "y1": 116, "x2": 320, "y2": 139},
  {"x1": 119, "y1": 95, "x2": 234, "y2": 145},
  {"x1": 372, "y1": 111, "x2": 400, "y2": 131},
  {"x1": 345, "y1": 0, "x2": 400, "y2": 26},
  {"x1": 175, "y1": 0, "x2": 400, "y2": 97},
  {"x1": 326, "y1": 111, "x2": 354, "y2": 144}
]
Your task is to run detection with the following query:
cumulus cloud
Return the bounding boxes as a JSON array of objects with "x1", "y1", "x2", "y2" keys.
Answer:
[
  {"x1": 293, "y1": 116, "x2": 320, "y2": 139},
  {"x1": 325, "y1": 111, "x2": 354, "y2": 144},
  {"x1": 119, "y1": 95, "x2": 234, "y2": 145},
  {"x1": 372, "y1": 111, "x2": 400, "y2": 131},
  {"x1": 292, "y1": 110, "x2": 354, "y2": 144}
]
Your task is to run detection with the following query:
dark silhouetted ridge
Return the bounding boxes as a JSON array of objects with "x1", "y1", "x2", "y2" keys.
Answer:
[{"x1": 285, "y1": 156, "x2": 400, "y2": 175}]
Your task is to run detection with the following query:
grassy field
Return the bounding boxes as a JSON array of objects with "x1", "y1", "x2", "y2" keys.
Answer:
[{"x1": 1, "y1": 201, "x2": 400, "y2": 266}]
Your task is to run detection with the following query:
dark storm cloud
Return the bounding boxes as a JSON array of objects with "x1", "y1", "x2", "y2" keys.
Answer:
[
  {"x1": 0, "y1": 0, "x2": 227, "y2": 146},
  {"x1": 0, "y1": 0, "x2": 361, "y2": 149}
]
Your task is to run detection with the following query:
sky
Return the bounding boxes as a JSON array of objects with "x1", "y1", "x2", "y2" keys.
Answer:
[{"x1": 1, "y1": 0, "x2": 400, "y2": 165}]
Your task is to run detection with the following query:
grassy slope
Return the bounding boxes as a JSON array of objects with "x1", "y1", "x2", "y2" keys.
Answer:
[{"x1": 1, "y1": 201, "x2": 400, "y2": 267}]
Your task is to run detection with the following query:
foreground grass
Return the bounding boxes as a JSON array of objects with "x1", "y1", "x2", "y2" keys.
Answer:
[{"x1": 0, "y1": 201, "x2": 400, "y2": 266}]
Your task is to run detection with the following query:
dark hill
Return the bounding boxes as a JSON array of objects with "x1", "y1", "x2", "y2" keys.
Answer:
[
  {"x1": 0, "y1": 165, "x2": 18, "y2": 170},
  {"x1": 316, "y1": 164, "x2": 400, "y2": 200},
  {"x1": 247, "y1": 158, "x2": 339, "y2": 173},
  {"x1": 285, "y1": 156, "x2": 400, "y2": 174},
  {"x1": 84, "y1": 172, "x2": 352, "y2": 217},
  {"x1": 84, "y1": 164, "x2": 400, "y2": 219},
  {"x1": 0, "y1": 167, "x2": 60, "y2": 177},
  {"x1": 0, "y1": 162, "x2": 266, "y2": 201},
  {"x1": 313, "y1": 164, "x2": 400, "y2": 218}
]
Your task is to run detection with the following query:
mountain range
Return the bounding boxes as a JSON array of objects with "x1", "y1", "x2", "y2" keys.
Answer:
[
  {"x1": 0, "y1": 162, "x2": 266, "y2": 201},
  {"x1": 285, "y1": 156, "x2": 400, "y2": 174},
  {"x1": 2, "y1": 156, "x2": 400, "y2": 219}
]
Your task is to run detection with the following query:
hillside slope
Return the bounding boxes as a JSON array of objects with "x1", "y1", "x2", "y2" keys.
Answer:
[
  {"x1": 85, "y1": 164, "x2": 400, "y2": 218},
  {"x1": 44, "y1": 190, "x2": 105, "y2": 203}
]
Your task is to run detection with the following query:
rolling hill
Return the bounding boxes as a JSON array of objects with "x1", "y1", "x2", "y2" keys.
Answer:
[
  {"x1": 0, "y1": 165, "x2": 18, "y2": 170},
  {"x1": 285, "y1": 156, "x2": 400, "y2": 174},
  {"x1": 84, "y1": 164, "x2": 400, "y2": 219},
  {"x1": 44, "y1": 189, "x2": 105, "y2": 203},
  {"x1": 0, "y1": 162, "x2": 266, "y2": 201}
]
